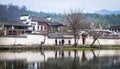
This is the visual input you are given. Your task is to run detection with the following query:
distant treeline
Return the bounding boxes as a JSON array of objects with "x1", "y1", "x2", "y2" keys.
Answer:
[
  {"x1": 85, "y1": 13, "x2": 120, "y2": 29},
  {"x1": 0, "y1": 4, "x2": 120, "y2": 29},
  {"x1": 0, "y1": 4, "x2": 27, "y2": 21},
  {"x1": 0, "y1": 4, "x2": 63, "y2": 21}
]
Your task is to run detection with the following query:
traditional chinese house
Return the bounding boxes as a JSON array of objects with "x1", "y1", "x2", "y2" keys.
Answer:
[
  {"x1": 110, "y1": 25, "x2": 120, "y2": 33},
  {"x1": 0, "y1": 21, "x2": 30, "y2": 35}
]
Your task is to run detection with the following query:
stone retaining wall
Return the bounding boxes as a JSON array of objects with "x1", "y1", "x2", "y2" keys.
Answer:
[{"x1": 0, "y1": 34, "x2": 120, "y2": 46}]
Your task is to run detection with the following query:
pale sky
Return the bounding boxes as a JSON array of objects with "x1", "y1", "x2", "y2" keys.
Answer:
[{"x1": 0, "y1": 0, "x2": 120, "y2": 13}]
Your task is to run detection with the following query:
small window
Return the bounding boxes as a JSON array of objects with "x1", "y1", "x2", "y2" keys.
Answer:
[
  {"x1": 33, "y1": 26, "x2": 35, "y2": 31},
  {"x1": 38, "y1": 26, "x2": 39, "y2": 30},
  {"x1": 44, "y1": 27, "x2": 47, "y2": 31},
  {"x1": 41, "y1": 26, "x2": 43, "y2": 31},
  {"x1": 26, "y1": 22, "x2": 29, "y2": 24}
]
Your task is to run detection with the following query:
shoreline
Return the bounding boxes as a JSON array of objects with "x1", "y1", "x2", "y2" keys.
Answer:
[{"x1": 0, "y1": 45, "x2": 120, "y2": 51}]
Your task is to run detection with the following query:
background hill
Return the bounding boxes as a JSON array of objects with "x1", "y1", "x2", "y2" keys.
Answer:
[
  {"x1": 0, "y1": 4, "x2": 120, "y2": 29},
  {"x1": 95, "y1": 10, "x2": 120, "y2": 15},
  {"x1": 0, "y1": 4, "x2": 63, "y2": 21}
]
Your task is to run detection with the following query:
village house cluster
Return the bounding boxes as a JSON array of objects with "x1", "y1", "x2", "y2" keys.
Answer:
[
  {"x1": 0, "y1": 14, "x2": 120, "y2": 38},
  {"x1": 0, "y1": 15, "x2": 66, "y2": 36},
  {"x1": 1, "y1": 15, "x2": 120, "y2": 46}
]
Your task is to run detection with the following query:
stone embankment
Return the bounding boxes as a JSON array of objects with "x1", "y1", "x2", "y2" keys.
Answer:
[{"x1": 0, "y1": 34, "x2": 120, "y2": 46}]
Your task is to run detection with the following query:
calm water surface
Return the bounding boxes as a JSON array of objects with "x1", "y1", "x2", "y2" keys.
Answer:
[{"x1": 0, "y1": 50, "x2": 120, "y2": 69}]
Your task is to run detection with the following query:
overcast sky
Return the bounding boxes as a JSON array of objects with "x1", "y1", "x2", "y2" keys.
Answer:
[{"x1": 0, "y1": 0, "x2": 120, "y2": 13}]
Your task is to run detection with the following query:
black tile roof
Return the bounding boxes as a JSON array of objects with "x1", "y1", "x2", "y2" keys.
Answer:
[
  {"x1": 30, "y1": 16, "x2": 50, "y2": 22},
  {"x1": 30, "y1": 16, "x2": 64, "y2": 26},
  {"x1": 20, "y1": 15, "x2": 64, "y2": 26},
  {"x1": 20, "y1": 14, "x2": 29, "y2": 16},
  {"x1": 48, "y1": 22, "x2": 63, "y2": 26},
  {"x1": 0, "y1": 21, "x2": 29, "y2": 26},
  {"x1": 110, "y1": 26, "x2": 120, "y2": 29}
]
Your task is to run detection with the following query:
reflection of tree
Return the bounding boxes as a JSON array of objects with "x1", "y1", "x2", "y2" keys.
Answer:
[
  {"x1": 74, "y1": 50, "x2": 77, "y2": 59},
  {"x1": 61, "y1": 50, "x2": 64, "y2": 58},
  {"x1": 91, "y1": 50, "x2": 102, "y2": 63},
  {"x1": 39, "y1": 49, "x2": 46, "y2": 69},
  {"x1": 42, "y1": 50, "x2": 120, "y2": 69},
  {"x1": 68, "y1": 51, "x2": 71, "y2": 57},
  {"x1": 55, "y1": 50, "x2": 57, "y2": 58},
  {"x1": 81, "y1": 50, "x2": 87, "y2": 62},
  {"x1": 91, "y1": 50, "x2": 97, "y2": 58},
  {"x1": 80, "y1": 50, "x2": 99, "y2": 62},
  {"x1": 72, "y1": 50, "x2": 78, "y2": 69},
  {"x1": 40, "y1": 49, "x2": 45, "y2": 62},
  {"x1": 56, "y1": 50, "x2": 65, "y2": 58}
]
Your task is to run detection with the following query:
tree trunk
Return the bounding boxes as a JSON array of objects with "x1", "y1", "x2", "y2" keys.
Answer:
[
  {"x1": 74, "y1": 34, "x2": 77, "y2": 47},
  {"x1": 90, "y1": 38, "x2": 97, "y2": 46}
]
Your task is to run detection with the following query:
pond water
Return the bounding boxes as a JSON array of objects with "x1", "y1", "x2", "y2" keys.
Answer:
[{"x1": 0, "y1": 50, "x2": 120, "y2": 69}]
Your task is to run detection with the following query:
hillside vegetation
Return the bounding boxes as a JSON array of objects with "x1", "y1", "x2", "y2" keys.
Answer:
[{"x1": 0, "y1": 4, "x2": 120, "y2": 29}]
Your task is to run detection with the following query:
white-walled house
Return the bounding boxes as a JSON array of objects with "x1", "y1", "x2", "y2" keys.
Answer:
[
  {"x1": 20, "y1": 15, "x2": 65, "y2": 34},
  {"x1": 20, "y1": 15, "x2": 48, "y2": 32}
]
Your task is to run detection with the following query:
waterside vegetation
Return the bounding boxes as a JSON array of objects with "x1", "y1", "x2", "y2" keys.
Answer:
[{"x1": 1, "y1": 45, "x2": 120, "y2": 51}]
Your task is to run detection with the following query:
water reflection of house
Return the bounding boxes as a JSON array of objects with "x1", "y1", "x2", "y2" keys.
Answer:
[
  {"x1": 41, "y1": 57, "x2": 79, "y2": 69},
  {"x1": 0, "y1": 59, "x2": 27, "y2": 69},
  {"x1": 0, "y1": 21, "x2": 30, "y2": 35}
]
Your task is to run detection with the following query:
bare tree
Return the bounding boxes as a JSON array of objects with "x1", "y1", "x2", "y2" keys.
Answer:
[
  {"x1": 88, "y1": 30, "x2": 102, "y2": 46},
  {"x1": 65, "y1": 9, "x2": 85, "y2": 47}
]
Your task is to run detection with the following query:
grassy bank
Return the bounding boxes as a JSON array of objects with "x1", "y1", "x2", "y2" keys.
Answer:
[
  {"x1": 0, "y1": 45, "x2": 120, "y2": 51},
  {"x1": 62, "y1": 47, "x2": 96, "y2": 50},
  {"x1": 100, "y1": 46, "x2": 120, "y2": 50}
]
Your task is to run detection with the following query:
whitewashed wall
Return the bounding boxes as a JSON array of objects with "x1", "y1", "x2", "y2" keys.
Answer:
[{"x1": 0, "y1": 35, "x2": 120, "y2": 46}]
